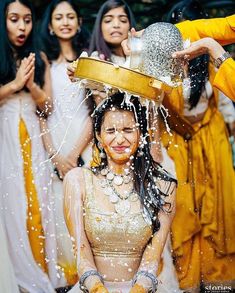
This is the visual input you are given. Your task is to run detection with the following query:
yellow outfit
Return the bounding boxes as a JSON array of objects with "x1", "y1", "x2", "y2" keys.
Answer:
[
  {"x1": 213, "y1": 58, "x2": 235, "y2": 101},
  {"x1": 19, "y1": 118, "x2": 47, "y2": 272},
  {"x1": 160, "y1": 16, "x2": 235, "y2": 289}
]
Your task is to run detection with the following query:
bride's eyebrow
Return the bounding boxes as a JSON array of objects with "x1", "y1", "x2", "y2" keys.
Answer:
[{"x1": 104, "y1": 126, "x2": 116, "y2": 131}]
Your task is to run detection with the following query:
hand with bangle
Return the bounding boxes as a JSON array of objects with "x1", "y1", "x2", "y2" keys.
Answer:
[
  {"x1": 90, "y1": 282, "x2": 109, "y2": 293},
  {"x1": 79, "y1": 270, "x2": 109, "y2": 293},
  {"x1": 172, "y1": 37, "x2": 231, "y2": 69},
  {"x1": 130, "y1": 283, "x2": 146, "y2": 293},
  {"x1": 131, "y1": 271, "x2": 158, "y2": 293}
]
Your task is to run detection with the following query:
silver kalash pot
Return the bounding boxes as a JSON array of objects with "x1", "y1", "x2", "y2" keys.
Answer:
[{"x1": 130, "y1": 22, "x2": 184, "y2": 85}]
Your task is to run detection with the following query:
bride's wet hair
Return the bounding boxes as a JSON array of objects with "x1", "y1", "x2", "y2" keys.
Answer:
[{"x1": 92, "y1": 92, "x2": 177, "y2": 233}]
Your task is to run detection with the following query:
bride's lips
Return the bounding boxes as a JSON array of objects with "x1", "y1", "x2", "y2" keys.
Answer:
[{"x1": 112, "y1": 146, "x2": 129, "y2": 152}]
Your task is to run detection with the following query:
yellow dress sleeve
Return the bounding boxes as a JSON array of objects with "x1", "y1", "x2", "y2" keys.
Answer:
[
  {"x1": 213, "y1": 58, "x2": 235, "y2": 101},
  {"x1": 176, "y1": 14, "x2": 235, "y2": 45}
]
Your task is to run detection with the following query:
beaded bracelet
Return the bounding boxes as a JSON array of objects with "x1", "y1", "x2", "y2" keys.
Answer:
[
  {"x1": 79, "y1": 270, "x2": 104, "y2": 293},
  {"x1": 132, "y1": 270, "x2": 158, "y2": 293}
]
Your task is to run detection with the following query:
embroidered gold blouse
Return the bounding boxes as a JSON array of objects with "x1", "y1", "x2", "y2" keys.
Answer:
[{"x1": 82, "y1": 169, "x2": 153, "y2": 259}]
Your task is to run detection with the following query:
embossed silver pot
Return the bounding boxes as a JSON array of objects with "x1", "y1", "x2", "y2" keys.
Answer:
[{"x1": 130, "y1": 22, "x2": 184, "y2": 85}]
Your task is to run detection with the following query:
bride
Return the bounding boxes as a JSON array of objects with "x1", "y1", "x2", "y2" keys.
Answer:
[{"x1": 64, "y1": 92, "x2": 180, "y2": 292}]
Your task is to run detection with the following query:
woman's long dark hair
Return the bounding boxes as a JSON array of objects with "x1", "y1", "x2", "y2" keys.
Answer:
[
  {"x1": 88, "y1": 0, "x2": 135, "y2": 60},
  {"x1": 39, "y1": 0, "x2": 89, "y2": 62},
  {"x1": 93, "y1": 92, "x2": 177, "y2": 233},
  {"x1": 166, "y1": 0, "x2": 209, "y2": 109},
  {"x1": 0, "y1": 0, "x2": 45, "y2": 86}
]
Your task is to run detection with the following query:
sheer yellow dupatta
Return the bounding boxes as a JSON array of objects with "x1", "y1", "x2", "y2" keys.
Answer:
[{"x1": 63, "y1": 168, "x2": 96, "y2": 280}]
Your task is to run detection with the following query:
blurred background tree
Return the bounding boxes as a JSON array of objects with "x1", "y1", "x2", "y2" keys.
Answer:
[
  {"x1": 32, "y1": 0, "x2": 235, "y2": 54},
  {"x1": 32, "y1": 0, "x2": 235, "y2": 30}
]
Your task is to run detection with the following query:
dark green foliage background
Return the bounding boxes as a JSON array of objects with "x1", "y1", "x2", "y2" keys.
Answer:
[
  {"x1": 32, "y1": 0, "x2": 235, "y2": 30},
  {"x1": 32, "y1": 0, "x2": 235, "y2": 54}
]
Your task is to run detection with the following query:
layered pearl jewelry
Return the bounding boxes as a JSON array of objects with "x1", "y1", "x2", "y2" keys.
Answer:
[
  {"x1": 100, "y1": 167, "x2": 132, "y2": 186},
  {"x1": 99, "y1": 167, "x2": 138, "y2": 216}
]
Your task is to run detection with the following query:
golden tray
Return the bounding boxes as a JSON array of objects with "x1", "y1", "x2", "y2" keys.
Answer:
[{"x1": 74, "y1": 57, "x2": 173, "y2": 102}]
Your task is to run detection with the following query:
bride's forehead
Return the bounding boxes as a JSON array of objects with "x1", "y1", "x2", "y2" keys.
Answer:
[{"x1": 103, "y1": 110, "x2": 135, "y2": 125}]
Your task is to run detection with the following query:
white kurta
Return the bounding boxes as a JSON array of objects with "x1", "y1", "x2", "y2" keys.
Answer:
[
  {"x1": 47, "y1": 61, "x2": 92, "y2": 285},
  {"x1": 48, "y1": 61, "x2": 91, "y2": 160},
  {"x1": 0, "y1": 214, "x2": 19, "y2": 293},
  {"x1": 0, "y1": 91, "x2": 59, "y2": 292}
]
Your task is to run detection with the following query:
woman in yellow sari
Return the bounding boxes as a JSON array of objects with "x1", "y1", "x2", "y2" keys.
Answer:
[
  {"x1": 172, "y1": 37, "x2": 235, "y2": 101},
  {"x1": 122, "y1": 11, "x2": 235, "y2": 291},
  {"x1": 162, "y1": 12, "x2": 235, "y2": 291}
]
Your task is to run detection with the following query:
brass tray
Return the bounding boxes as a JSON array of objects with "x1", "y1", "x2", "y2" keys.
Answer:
[{"x1": 74, "y1": 57, "x2": 173, "y2": 102}]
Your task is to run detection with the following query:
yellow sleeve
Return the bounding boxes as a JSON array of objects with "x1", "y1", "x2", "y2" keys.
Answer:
[
  {"x1": 213, "y1": 58, "x2": 235, "y2": 102},
  {"x1": 176, "y1": 14, "x2": 235, "y2": 45}
]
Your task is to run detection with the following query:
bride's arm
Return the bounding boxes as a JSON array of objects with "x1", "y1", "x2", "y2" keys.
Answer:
[
  {"x1": 63, "y1": 169, "x2": 108, "y2": 292},
  {"x1": 131, "y1": 182, "x2": 176, "y2": 293}
]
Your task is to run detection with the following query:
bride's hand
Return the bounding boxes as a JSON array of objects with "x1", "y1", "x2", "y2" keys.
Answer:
[{"x1": 129, "y1": 283, "x2": 146, "y2": 293}]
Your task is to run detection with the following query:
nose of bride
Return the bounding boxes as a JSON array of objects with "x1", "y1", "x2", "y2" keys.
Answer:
[{"x1": 116, "y1": 131, "x2": 125, "y2": 144}]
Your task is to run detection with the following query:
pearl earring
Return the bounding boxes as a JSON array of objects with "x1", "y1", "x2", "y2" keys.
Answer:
[
  {"x1": 100, "y1": 148, "x2": 106, "y2": 159},
  {"x1": 98, "y1": 142, "x2": 106, "y2": 159}
]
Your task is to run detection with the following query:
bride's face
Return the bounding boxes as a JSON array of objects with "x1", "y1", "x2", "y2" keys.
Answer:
[{"x1": 98, "y1": 109, "x2": 140, "y2": 164}]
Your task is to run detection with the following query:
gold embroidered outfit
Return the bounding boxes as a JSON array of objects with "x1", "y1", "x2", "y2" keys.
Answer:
[
  {"x1": 83, "y1": 168, "x2": 153, "y2": 260},
  {"x1": 64, "y1": 168, "x2": 182, "y2": 293}
]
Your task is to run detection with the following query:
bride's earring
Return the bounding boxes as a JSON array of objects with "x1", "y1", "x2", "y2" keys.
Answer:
[{"x1": 98, "y1": 142, "x2": 106, "y2": 159}]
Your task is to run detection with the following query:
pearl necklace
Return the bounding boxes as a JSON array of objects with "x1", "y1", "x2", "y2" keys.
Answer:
[
  {"x1": 100, "y1": 167, "x2": 132, "y2": 186},
  {"x1": 99, "y1": 167, "x2": 138, "y2": 215}
]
